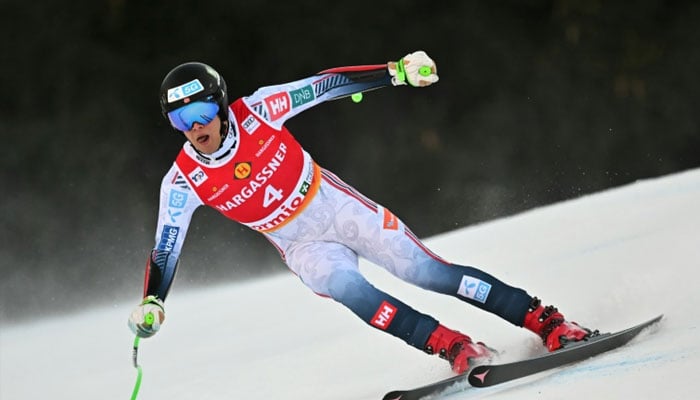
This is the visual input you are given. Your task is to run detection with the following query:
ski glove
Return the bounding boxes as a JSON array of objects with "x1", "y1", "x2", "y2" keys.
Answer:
[
  {"x1": 389, "y1": 51, "x2": 439, "y2": 87},
  {"x1": 128, "y1": 295, "x2": 165, "y2": 338}
]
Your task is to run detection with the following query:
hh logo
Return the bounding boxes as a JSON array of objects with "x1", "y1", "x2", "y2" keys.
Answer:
[
  {"x1": 234, "y1": 162, "x2": 252, "y2": 179},
  {"x1": 457, "y1": 275, "x2": 492, "y2": 304},
  {"x1": 382, "y1": 208, "x2": 399, "y2": 230},
  {"x1": 371, "y1": 301, "x2": 398, "y2": 330},
  {"x1": 264, "y1": 92, "x2": 291, "y2": 121}
]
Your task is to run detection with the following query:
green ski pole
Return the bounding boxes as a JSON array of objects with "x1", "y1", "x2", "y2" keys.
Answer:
[
  {"x1": 130, "y1": 336, "x2": 143, "y2": 400},
  {"x1": 131, "y1": 312, "x2": 153, "y2": 399}
]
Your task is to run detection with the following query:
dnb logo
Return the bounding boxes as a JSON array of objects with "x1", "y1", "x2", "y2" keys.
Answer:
[
  {"x1": 290, "y1": 85, "x2": 315, "y2": 108},
  {"x1": 234, "y1": 162, "x2": 252, "y2": 179},
  {"x1": 371, "y1": 301, "x2": 398, "y2": 330},
  {"x1": 457, "y1": 275, "x2": 492, "y2": 304}
]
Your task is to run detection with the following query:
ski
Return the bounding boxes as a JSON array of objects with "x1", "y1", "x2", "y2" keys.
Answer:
[{"x1": 382, "y1": 315, "x2": 662, "y2": 400}]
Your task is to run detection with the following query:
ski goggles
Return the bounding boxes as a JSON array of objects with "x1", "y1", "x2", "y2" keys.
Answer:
[{"x1": 167, "y1": 98, "x2": 220, "y2": 132}]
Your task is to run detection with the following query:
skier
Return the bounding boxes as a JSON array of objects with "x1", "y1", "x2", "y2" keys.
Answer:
[{"x1": 128, "y1": 51, "x2": 593, "y2": 374}]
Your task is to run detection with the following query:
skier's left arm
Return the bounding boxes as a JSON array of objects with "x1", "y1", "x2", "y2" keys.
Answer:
[{"x1": 243, "y1": 50, "x2": 439, "y2": 127}]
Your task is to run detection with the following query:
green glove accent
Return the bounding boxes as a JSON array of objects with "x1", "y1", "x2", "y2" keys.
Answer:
[
  {"x1": 141, "y1": 295, "x2": 162, "y2": 307},
  {"x1": 419, "y1": 66, "x2": 432, "y2": 77},
  {"x1": 141, "y1": 296, "x2": 163, "y2": 326},
  {"x1": 395, "y1": 58, "x2": 407, "y2": 84}
]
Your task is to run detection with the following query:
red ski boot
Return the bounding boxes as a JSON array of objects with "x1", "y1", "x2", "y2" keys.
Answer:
[
  {"x1": 424, "y1": 324, "x2": 492, "y2": 374},
  {"x1": 523, "y1": 297, "x2": 595, "y2": 351}
]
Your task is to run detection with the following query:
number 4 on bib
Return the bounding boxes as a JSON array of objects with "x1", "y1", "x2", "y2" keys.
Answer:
[{"x1": 263, "y1": 185, "x2": 283, "y2": 208}]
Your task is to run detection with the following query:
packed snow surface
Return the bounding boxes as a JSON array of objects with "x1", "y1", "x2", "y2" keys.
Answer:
[{"x1": 2, "y1": 168, "x2": 699, "y2": 399}]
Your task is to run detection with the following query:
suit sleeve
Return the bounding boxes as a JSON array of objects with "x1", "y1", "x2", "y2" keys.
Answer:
[
  {"x1": 242, "y1": 64, "x2": 392, "y2": 128},
  {"x1": 143, "y1": 164, "x2": 202, "y2": 301}
]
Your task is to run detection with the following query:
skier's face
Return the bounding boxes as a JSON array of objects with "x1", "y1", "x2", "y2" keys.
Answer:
[{"x1": 182, "y1": 116, "x2": 222, "y2": 154}]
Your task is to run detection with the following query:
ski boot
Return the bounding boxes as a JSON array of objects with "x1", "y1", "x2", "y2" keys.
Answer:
[
  {"x1": 424, "y1": 324, "x2": 492, "y2": 374},
  {"x1": 523, "y1": 297, "x2": 596, "y2": 351}
]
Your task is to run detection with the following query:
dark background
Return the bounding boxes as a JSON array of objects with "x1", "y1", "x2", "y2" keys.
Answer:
[{"x1": 2, "y1": 0, "x2": 698, "y2": 323}]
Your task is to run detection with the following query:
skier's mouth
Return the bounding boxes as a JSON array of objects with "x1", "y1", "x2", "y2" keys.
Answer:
[{"x1": 196, "y1": 134, "x2": 210, "y2": 144}]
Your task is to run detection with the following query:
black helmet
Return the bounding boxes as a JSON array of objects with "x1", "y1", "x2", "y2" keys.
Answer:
[{"x1": 159, "y1": 62, "x2": 228, "y2": 123}]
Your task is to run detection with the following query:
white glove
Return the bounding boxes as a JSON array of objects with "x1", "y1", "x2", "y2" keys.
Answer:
[
  {"x1": 388, "y1": 50, "x2": 439, "y2": 87},
  {"x1": 128, "y1": 295, "x2": 166, "y2": 338}
]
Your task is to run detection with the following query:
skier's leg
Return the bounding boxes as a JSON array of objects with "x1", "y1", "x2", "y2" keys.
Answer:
[
  {"x1": 281, "y1": 239, "x2": 492, "y2": 373},
  {"x1": 267, "y1": 169, "x2": 591, "y2": 354},
  {"x1": 366, "y1": 221, "x2": 593, "y2": 349},
  {"x1": 264, "y1": 177, "x2": 494, "y2": 372},
  {"x1": 282, "y1": 240, "x2": 439, "y2": 349},
  {"x1": 317, "y1": 170, "x2": 595, "y2": 347},
  {"x1": 316, "y1": 169, "x2": 532, "y2": 327}
]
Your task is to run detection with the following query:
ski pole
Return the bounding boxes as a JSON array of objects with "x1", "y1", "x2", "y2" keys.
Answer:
[
  {"x1": 130, "y1": 312, "x2": 153, "y2": 399},
  {"x1": 131, "y1": 336, "x2": 143, "y2": 400}
]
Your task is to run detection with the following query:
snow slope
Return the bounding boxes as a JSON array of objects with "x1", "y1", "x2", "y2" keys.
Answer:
[{"x1": 2, "y1": 168, "x2": 699, "y2": 400}]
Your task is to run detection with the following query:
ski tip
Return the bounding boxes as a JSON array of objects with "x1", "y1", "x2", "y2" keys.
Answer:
[
  {"x1": 633, "y1": 314, "x2": 664, "y2": 332},
  {"x1": 645, "y1": 314, "x2": 664, "y2": 330},
  {"x1": 382, "y1": 391, "x2": 404, "y2": 400}
]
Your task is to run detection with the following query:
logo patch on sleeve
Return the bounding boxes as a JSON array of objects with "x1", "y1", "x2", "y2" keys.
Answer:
[
  {"x1": 157, "y1": 225, "x2": 180, "y2": 252},
  {"x1": 264, "y1": 92, "x2": 291, "y2": 121},
  {"x1": 382, "y1": 208, "x2": 399, "y2": 230},
  {"x1": 168, "y1": 190, "x2": 188, "y2": 208},
  {"x1": 457, "y1": 275, "x2": 492, "y2": 304},
  {"x1": 290, "y1": 85, "x2": 315, "y2": 107}
]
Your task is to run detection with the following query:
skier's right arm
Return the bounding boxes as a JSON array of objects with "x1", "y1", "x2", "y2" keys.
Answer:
[
  {"x1": 128, "y1": 165, "x2": 201, "y2": 338},
  {"x1": 242, "y1": 51, "x2": 439, "y2": 128}
]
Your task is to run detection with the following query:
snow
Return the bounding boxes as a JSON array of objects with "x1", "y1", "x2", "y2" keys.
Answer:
[{"x1": 2, "y1": 168, "x2": 699, "y2": 400}]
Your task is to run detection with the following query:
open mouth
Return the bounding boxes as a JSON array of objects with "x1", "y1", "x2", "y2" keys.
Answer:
[{"x1": 196, "y1": 134, "x2": 210, "y2": 144}]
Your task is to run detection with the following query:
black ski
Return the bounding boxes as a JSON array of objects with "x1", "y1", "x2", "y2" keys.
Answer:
[{"x1": 382, "y1": 315, "x2": 662, "y2": 400}]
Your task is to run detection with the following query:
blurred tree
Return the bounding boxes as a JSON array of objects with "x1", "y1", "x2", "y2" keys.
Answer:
[{"x1": 1, "y1": 0, "x2": 698, "y2": 321}]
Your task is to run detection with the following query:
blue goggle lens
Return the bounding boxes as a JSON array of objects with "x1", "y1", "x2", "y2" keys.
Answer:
[{"x1": 167, "y1": 101, "x2": 220, "y2": 131}]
